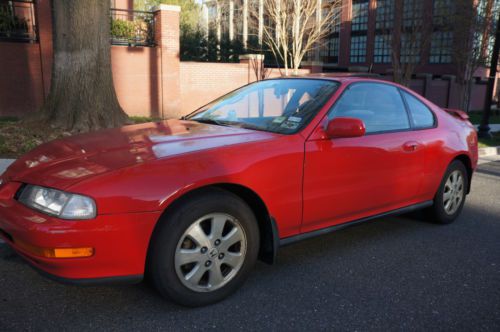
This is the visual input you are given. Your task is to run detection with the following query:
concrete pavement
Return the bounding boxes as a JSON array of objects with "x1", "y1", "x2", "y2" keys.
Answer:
[{"x1": 0, "y1": 159, "x2": 14, "y2": 174}]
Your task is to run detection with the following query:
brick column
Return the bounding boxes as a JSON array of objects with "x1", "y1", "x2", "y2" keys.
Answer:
[
  {"x1": 338, "y1": 0, "x2": 352, "y2": 69},
  {"x1": 154, "y1": 4, "x2": 181, "y2": 119}
]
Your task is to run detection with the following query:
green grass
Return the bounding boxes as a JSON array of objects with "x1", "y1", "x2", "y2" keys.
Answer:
[
  {"x1": 129, "y1": 116, "x2": 162, "y2": 124},
  {"x1": 0, "y1": 116, "x2": 19, "y2": 123},
  {"x1": 0, "y1": 116, "x2": 165, "y2": 158},
  {"x1": 467, "y1": 112, "x2": 500, "y2": 125},
  {"x1": 478, "y1": 131, "x2": 500, "y2": 148}
]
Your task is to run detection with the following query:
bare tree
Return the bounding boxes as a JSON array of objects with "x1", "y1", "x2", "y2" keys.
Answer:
[
  {"x1": 250, "y1": 56, "x2": 271, "y2": 81},
  {"x1": 254, "y1": 0, "x2": 342, "y2": 76},
  {"x1": 452, "y1": 0, "x2": 496, "y2": 112},
  {"x1": 38, "y1": 0, "x2": 127, "y2": 132},
  {"x1": 389, "y1": 0, "x2": 431, "y2": 87}
]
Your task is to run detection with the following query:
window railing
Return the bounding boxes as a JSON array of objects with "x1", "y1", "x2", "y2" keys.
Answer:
[
  {"x1": 110, "y1": 8, "x2": 155, "y2": 47},
  {"x1": 0, "y1": 0, "x2": 37, "y2": 42}
]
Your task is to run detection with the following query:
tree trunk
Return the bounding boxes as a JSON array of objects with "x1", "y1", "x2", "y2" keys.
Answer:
[
  {"x1": 38, "y1": 0, "x2": 127, "y2": 132},
  {"x1": 457, "y1": 79, "x2": 472, "y2": 112}
]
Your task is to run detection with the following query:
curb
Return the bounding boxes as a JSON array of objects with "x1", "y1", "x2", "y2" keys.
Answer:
[{"x1": 479, "y1": 146, "x2": 500, "y2": 157}]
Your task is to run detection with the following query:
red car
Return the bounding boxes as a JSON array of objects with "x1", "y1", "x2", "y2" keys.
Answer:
[{"x1": 0, "y1": 76, "x2": 478, "y2": 306}]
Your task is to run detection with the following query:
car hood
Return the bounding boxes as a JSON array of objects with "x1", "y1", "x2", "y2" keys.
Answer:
[{"x1": 2, "y1": 120, "x2": 277, "y2": 190}]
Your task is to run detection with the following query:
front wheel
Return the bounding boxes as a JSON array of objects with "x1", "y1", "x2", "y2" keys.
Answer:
[
  {"x1": 148, "y1": 188, "x2": 260, "y2": 307},
  {"x1": 426, "y1": 160, "x2": 468, "y2": 224}
]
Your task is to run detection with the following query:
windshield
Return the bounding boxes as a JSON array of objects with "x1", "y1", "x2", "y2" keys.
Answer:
[{"x1": 187, "y1": 79, "x2": 340, "y2": 134}]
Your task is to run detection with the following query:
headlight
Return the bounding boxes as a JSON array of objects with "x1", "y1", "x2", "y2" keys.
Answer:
[{"x1": 18, "y1": 185, "x2": 96, "y2": 220}]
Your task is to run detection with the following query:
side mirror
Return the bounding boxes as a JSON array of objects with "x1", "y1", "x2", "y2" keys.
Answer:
[{"x1": 326, "y1": 117, "x2": 366, "y2": 139}]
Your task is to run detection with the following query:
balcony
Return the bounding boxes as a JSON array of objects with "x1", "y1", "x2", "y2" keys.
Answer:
[
  {"x1": 110, "y1": 8, "x2": 155, "y2": 47},
  {"x1": 0, "y1": 0, "x2": 37, "y2": 43}
]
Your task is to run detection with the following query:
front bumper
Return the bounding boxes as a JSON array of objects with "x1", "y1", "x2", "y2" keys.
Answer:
[{"x1": 0, "y1": 182, "x2": 161, "y2": 284}]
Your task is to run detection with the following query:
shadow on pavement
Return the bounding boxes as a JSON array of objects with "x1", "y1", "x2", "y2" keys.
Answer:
[
  {"x1": 476, "y1": 159, "x2": 500, "y2": 177},
  {"x1": 0, "y1": 160, "x2": 499, "y2": 330},
  {"x1": 1, "y1": 200, "x2": 499, "y2": 330}
]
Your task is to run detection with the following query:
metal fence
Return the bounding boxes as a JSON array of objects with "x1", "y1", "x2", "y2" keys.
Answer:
[
  {"x1": 110, "y1": 8, "x2": 155, "y2": 47},
  {"x1": 0, "y1": 0, "x2": 37, "y2": 42}
]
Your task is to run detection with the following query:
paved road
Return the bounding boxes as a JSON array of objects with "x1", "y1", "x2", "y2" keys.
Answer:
[{"x1": 1, "y1": 158, "x2": 500, "y2": 331}]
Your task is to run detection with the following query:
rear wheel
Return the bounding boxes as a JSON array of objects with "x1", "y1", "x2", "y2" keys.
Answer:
[
  {"x1": 426, "y1": 160, "x2": 468, "y2": 224},
  {"x1": 148, "y1": 188, "x2": 259, "y2": 307}
]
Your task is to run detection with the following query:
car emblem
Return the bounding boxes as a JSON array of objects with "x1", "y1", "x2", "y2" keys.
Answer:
[{"x1": 208, "y1": 248, "x2": 218, "y2": 258}]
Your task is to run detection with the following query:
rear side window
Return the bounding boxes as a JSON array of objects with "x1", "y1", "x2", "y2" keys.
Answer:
[
  {"x1": 402, "y1": 91, "x2": 435, "y2": 129},
  {"x1": 328, "y1": 83, "x2": 410, "y2": 134}
]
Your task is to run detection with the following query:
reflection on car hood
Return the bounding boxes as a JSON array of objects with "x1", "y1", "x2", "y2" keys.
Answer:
[{"x1": 2, "y1": 120, "x2": 277, "y2": 189}]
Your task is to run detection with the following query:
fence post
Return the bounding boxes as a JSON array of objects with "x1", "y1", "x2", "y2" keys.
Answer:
[
  {"x1": 416, "y1": 73, "x2": 432, "y2": 99},
  {"x1": 154, "y1": 4, "x2": 181, "y2": 119},
  {"x1": 442, "y1": 75, "x2": 456, "y2": 109}
]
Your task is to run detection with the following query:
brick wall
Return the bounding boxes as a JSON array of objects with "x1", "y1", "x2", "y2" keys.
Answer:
[
  {"x1": 0, "y1": 0, "x2": 493, "y2": 119},
  {"x1": 0, "y1": 0, "x2": 52, "y2": 117},
  {"x1": 111, "y1": 46, "x2": 162, "y2": 117},
  {"x1": 179, "y1": 61, "x2": 310, "y2": 115},
  {"x1": 179, "y1": 62, "x2": 257, "y2": 114},
  {"x1": 0, "y1": 43, "x2": 45, "y2": 116}
]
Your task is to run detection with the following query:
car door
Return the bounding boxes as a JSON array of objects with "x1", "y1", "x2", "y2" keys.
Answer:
[{"x1": 302, "y1": 82, "x2": 425, "y2": 233}]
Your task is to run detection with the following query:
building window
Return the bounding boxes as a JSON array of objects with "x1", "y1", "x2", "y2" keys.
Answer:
[
  {"x1": 350, "y1": 35, "x2": 367, "y2": 63},
  {"x1": 403, "y1": 0, "x2": 423, "y2": 28},
  {"x1": 376, "y1": 0, "x2": 394, "y2": 30},
  {"x1": 400, "y1": 33, "x2": 421, "y2": 63},
  {"x1": 478, "y1": 0, "x2": 500, "y2": 63},
  {"x1": 485, "y1": 30, "x2": 497, "y2": 64},
  {"x1": 374, "y1": 35, "x2": 392, "y2": 63},
  {"x1": 433, "y1": 0, "x2": 454, "y2": 26},
  {"x1": 326, "y1": 37, "x2": 340, "y2": 63},
  {"x1": 323, "y1": 3, "x2": 341, "y2": 64},
  {"x1": 429, "y1": 31, "x2": 453, "y2": 64},
  {"x1": 351, "y1": 0, "x2": 369, "y2": 31},
  {"x1": 320, "y1": 42, "x2": 329, "y2": 57},
  {"x1": 331, "y1": 5, "x2": 342, "y2": 33}
]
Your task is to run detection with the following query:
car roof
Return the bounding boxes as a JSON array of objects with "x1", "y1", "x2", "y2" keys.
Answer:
[{"x1": 271, "y1": 72, "x2": 395, "y2": 85}]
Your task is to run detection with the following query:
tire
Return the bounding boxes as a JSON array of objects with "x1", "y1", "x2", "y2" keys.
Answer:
[
  {"x1": 148, "y1": 188, "x2": 260, "y2": 307},
  {"x1": 426, "y1": 160, "x2": 468, "y2": 224}
]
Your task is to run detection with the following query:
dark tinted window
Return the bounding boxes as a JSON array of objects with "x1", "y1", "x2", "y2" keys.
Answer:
[
  {"x1": 402, "y1": 91, "x2": 435, "y2": 128},
  {"x1": 328, "y1": 83, "x2": 410, "y2": 133}
]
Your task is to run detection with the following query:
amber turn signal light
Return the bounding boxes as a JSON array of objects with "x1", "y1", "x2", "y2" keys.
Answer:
[{"x1": 14, "y1": 239, "x2": 94, "y2": 258}]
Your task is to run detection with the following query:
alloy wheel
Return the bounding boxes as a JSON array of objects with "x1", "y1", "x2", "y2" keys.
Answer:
[
  {"x1": 174, "y1": 213, "x2": 247, "y2": 292},
  {"x1": 443, "y1": 170, "x2": 464, "y2": 215}
]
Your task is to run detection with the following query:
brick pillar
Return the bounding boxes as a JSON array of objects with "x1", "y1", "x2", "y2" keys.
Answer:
[{"x1": 154, "y1": 4, "x2": 181, "y2": 119}]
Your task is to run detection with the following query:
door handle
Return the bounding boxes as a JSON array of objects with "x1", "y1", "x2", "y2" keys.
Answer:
[{"x1": 403, "y1": 141, "x2": 421, "y2": 152}]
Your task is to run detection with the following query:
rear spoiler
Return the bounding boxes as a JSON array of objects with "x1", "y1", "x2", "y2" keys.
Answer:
[{"x1": 443, "y1": 108, "x2": 470, "y2": 121}]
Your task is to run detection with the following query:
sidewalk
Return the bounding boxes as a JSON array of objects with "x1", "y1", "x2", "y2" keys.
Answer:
[
  {"x1": 476, "y1": 124, "x2": 500, "y2": 132},
  {"x1": 0, "y1": 159, "x2": 14, "y2": 175}
]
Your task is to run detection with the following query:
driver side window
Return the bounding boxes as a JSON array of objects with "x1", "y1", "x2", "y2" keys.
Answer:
[{"x1": 328, "y1": 83, "x2": 410, "y2": 134}]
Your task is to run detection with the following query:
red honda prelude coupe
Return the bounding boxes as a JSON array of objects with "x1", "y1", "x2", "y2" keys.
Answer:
[{"x1": 0, "y1": 76, "x2": 478, "y2": 306}]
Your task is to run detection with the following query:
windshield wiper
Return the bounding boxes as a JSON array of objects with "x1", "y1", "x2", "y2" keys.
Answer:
[
  {"x1": 189, "y1": 118, "x2": 232, "y2": 127},
  {"x1": 234, "y1": 123, "x2": 268, "y2": 132}
]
